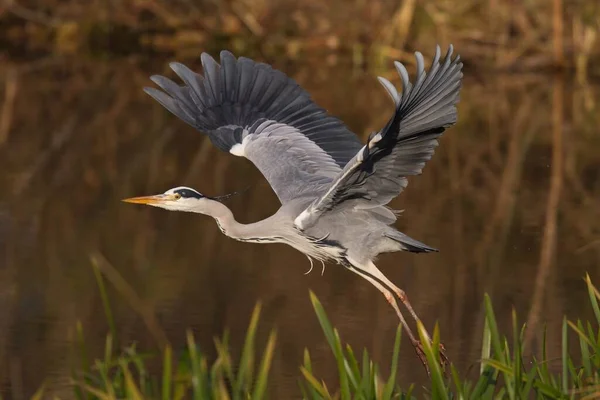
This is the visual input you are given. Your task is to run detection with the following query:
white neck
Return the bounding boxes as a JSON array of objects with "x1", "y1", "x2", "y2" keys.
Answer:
[{"x1": 187, "y1": 198, "x2": 252, "y2": 240}]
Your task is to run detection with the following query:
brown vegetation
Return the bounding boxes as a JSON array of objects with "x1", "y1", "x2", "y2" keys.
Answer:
[{"x1": 1, "y1": 0, "x2": 599, "y2": 76}]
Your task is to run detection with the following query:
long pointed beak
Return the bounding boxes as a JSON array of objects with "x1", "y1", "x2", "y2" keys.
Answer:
[{"x1": 122, "y1": 194, "x2": 175, "y2": 205}]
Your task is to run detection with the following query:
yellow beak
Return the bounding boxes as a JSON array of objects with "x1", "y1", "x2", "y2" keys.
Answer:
[{"x1": 122, "y1": 194, "x2": 177, "y2": 205}]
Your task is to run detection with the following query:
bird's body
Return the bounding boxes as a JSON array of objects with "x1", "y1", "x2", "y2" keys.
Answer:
[
  {"x1": 124, "y1": 45, "x2": 463, "y2": 371},
  {"x1": 161, "y1": 186, "x2": 434, "y2": 266}
]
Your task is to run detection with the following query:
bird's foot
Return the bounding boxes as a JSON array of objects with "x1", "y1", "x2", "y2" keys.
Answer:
[
  {"x1": 413, "y1": 341, "x2": 430, "y2": 376},
  {"x1": 413, "y1": 341, "x2": 450, "y2": 377},
  {"x1": 439, "y1": 342, "x2": 450, "y2": 376}
]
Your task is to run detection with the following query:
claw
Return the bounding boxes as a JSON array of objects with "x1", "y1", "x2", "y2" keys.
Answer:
[
  {"x1": 439, "y1": 342, "x2": 450, "y2": 377},
  {"x1": 411, "y1": 340, "x2": 450, "y2": 377},
  {"x1": 413, "y1": 341, "x2": 431, "y2": 376}
]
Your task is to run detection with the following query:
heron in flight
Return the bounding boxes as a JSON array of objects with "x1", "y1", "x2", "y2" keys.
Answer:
[{"x1": 124, "y1": 45, "x2": 463, "y2": 370}]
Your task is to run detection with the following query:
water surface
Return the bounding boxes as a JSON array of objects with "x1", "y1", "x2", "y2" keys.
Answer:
[{"x1": 0, "y1": 55, "x2": 599, "y2": 398}]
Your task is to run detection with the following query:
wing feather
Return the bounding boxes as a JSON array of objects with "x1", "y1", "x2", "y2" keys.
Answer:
[
  {"x1": 295, "y1": 45, "x2": 463, "y2": 229},
  {"x1": 144, "y1": 51, "x2": 364, "y2": 203}
]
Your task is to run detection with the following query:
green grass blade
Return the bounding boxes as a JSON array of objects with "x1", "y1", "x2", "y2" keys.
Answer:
[
  {"x1": 301, "y1": 349, "x2": 321, "y2": 399},
  {"x1": 125, "y1": 346, "x2": 148, "y2": 392},
  {"x1": 210, "y1": 352, "x2": 225, "y2": 399},
  {"x1": 472, "y1": 368, "x2": 498, "y2": 399},
  {"x1": 186, "y1": 330, "x2": 205, "y2": 400},
  {"x1": 213, "y1": 336, "x2": 231, "y2": 383},
  {"x1": 343, "y1": 344, "x2": 360, "y2": 390},
  {"x1": 521, "y1": 364, "x2": 537, "y2": 397},
  {"x1": 300, "y1": 367, "x2": 331, "y2": 399},
  {"x1": 235, "y1": 303, "x2": 262, "y2": 397},
  {"x1": 162, "y1": 345, "x2": 172, "y2": 400},
  {"x1": 252, "y1": 330, "x2": 277, "y2": 400},
  {"x1": 120, "y1": 362, "x2": 144, "y2": 400},
  {"x1": 417, "y1": 321, "x2": 448, "y2": 400},
  {"x1": 533, "y1": 380, "x2": 564, "y2": 398},
  {"x1": 567, "y1": 320, "x2": 595, "y2": 348},
  {"x1": 577, "y1": 320, "x2": 592, "y2": 377},
  {"x1": 72, "y1": 380, "x2": 115, "y2": 400},
  {"x1": 502, "y1": 339, "x2": 515, "y2": 399},
  {"x1": 382, "y1": 325, "x2": 402, "y2": 400},
  {"x1": 103, "y1": 334, "x2": 113, "y2": 372},
  {"x1": 480, "y1": 313, "x2": 492, "y2": 375},
  {"x1": 482, "y1": 359, "x2": 514, "y2": 376},
  {"x1": 309, "y1": 291, "x2": 350, "y2": 400},
  {"x1": 511, "y1": 309, "x2": 521, "y2": 397},
  {"x1": 368, "y1": 362, "x2": 377, "y2": 399},
  {"x1": 566, "y1": 357, "x2": 579, "y2": 388},
  {"x1": 405, "y1": 383, "x2": 415, "y2": 399},
  {"x1": 92, "y1": 257, "x2": 117, "y2": 346},
  {"x1": 309, "y1": 291, "x2": 336, "y2": 349},
  {"x1": 99, "y1": 335, "x2": 116, "y2": 397},
  {"x1": 540, "y1": 325, "x2": 550, "y2": 383},
  {"x1": 585, "y1": 274, "x2": 600, "y2": 324},
  {"x1": 333, "y1": 329, "x2": 351, "y2": 400},
  {"x1": 562, "y1": 316, "x2": 568, "y2": 394},
  {"x1": 303, "y1": 348, "x2": 313, "y2": 374},
  {"x1": 471, "y1": 311, "x2": 496, "y2": 399},
  {"x1": 75, "y1": 321, "x2": 91, "y2": 400},
  {"x1": 298, "y1": 379, "x2": 310, "y2": 400},
  {"x1": 494, "y1": 387, "x2": 506, "y2": 399},
  {"x1": 450, "y1": 364, "x2": 464, "y2": 397},
  {"x1": 484, "y1": 294, "x2": 517, "y2": 399},
  {"x1": 215, "y1": 379, "x2": 232, "y2": 400},
  {"x1": 483, "y1": 295, "x2": 506, "y2": 363},
  {"x1": 584, "y1": 321, "x2": 598, "y2": 359},
  {"x1": 360, "y1": 348, "x2": 374, "y2": 395}
]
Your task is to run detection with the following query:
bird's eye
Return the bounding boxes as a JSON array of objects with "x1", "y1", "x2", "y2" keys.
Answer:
[{"x1": 173, "y1": 193, "x2": 181, "y2": 200}]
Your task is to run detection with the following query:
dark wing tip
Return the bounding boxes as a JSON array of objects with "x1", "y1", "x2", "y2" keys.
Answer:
[{"x1": 375, "y1": 44, "x2": 463, "y2": 143}]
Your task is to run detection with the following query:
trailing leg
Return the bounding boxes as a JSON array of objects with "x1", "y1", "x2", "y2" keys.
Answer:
[
  {"x1": 357, "y1": 260, "x2": 449, "y2": 369},
  {"x1": 346, "y1": 260, "x2": 432, "y2": 374}
]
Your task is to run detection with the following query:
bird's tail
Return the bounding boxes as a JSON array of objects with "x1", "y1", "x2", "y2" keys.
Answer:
[{"x1": 384, "y1": 231, "x2": 438, "y2": 253}]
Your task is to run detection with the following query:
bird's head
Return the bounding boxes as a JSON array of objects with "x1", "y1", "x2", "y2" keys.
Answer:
[{"x1": 122, "y1": 186, "x2": 210, "y2": 212}]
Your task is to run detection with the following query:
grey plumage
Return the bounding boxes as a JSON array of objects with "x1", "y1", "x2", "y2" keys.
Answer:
[
  {"x1": 129, "y1": 45, "x2": 463, "y2": 371},
  {"x1": 295, "y1": 45, "x2": 462, "y2": 229},
  {"x1": 144, "y1": 51, "x2": 363, "y2": 168},
  {"x1": 240, "y1": 119, "x2": 340, "y2": 202}
]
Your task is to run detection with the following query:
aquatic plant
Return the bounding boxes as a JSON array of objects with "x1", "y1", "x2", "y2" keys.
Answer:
[{"x1": 62, "y1": 270, "x2": 600, "y2": 399}]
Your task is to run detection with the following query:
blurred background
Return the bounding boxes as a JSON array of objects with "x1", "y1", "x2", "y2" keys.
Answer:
[{"x1": 1, "y1": 0, "x2": 599, "y2": 398}]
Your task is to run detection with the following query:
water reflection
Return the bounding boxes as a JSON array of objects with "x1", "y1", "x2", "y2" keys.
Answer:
[{"x1": 0, "y1": 55, "x2": 599, "y2": 398}]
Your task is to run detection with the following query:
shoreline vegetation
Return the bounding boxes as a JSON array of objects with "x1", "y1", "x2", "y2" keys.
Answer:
[
  {"x1": 7, "y1": 251, "x2": 595, "y2": 399},
  {"x1": 51, "y1": 262, "x2": 600, "y2": 399},
  {"x1": 1, "y1": 0, "x2": 599, "y2": 78}
]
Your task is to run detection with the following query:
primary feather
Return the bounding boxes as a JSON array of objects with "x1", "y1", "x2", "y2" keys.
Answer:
[
  {"x1": 295, "y1": 45, "x2": 463, "y2": 229},
  {"x1": 144, "y1": 51, "x2": 365, "y2": 203},
  {"x1": 144, "y1": 51, "x2": 363, "y2": 165}
]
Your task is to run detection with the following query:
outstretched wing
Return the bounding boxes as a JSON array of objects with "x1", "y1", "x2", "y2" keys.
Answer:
[
  {"x1": 144, "y1": 51, "x2": 363, "y2": 203},
  {"x1": 295, "y1": 45, "x2": 463, "y2": 229}
]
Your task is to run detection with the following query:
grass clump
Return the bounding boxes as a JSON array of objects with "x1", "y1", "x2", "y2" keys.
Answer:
[
  {"x1": 71, "y1": 304, "x2": 276, "y2": 400},
  {"x1": 58, "y1": 271, "x2": 600, "y2": 399}
]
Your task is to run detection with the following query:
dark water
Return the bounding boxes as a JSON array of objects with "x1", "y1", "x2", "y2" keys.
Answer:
[{"x1": 0, "y1": 54, "x2": 599, "y2": 398}]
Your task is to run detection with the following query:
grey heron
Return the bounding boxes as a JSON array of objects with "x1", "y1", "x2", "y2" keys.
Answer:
[{"x1": 124, "y1": 45, "x2": 463, "y2": 371}]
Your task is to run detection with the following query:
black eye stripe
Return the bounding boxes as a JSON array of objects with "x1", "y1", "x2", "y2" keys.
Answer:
[{"x1": 174, "y1": 188, "x2": 204, "y2": 199}]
